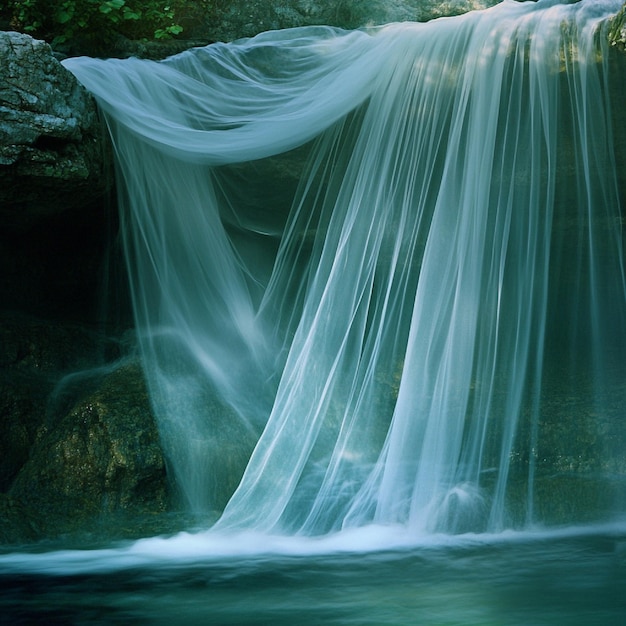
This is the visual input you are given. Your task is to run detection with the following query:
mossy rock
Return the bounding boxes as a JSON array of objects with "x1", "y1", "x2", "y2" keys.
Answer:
[
  {"x1": 609, "y1": 3, "x2": 626, "y2": 50},
  {"x1": 9, "y1": 361, "x2": 170, "y2": 539},
  {"x1": 0, "y1": 314, "x2": 122, "y2": 492},
  {"x1": 0, "y1": 495, "x2": 43, "y2": 545}
]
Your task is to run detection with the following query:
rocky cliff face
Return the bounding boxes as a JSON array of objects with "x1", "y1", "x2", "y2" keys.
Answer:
[
  {"x1": 0, "y1": 31, "x2": 119, "y2": 323},
  {"x1": 203, "y1": 0, "x2": 498, "y2": 42},
  {"x1": 0, "y1": 31, "x2": 110, "y2": 232}
]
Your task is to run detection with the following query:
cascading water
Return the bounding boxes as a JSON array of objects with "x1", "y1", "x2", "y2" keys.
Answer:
[
  {"x1": 60, "y1": 0, "x2": 625, "y2": 538},
  {"x1": 2, "y1": 4, "x2": 626, "y2": 624}
]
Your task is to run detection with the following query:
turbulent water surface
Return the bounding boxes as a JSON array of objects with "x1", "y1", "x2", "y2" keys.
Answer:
[{"x1": 2, "y1": 525, "x2": 626, "y2": 624}]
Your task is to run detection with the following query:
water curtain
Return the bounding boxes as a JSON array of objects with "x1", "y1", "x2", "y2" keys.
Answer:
[{"x1": 64, "y1": 0, "x2": 626, "y2": 536}]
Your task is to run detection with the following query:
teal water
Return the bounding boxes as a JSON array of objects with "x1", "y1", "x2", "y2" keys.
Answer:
[{"x1": 2, "y1": 524, "x2": 625, "y2": 624}]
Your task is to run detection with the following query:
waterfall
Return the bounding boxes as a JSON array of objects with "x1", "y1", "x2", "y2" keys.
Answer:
[{"x1": 64, "y1": 0, "x2": 626, "y2": 536}]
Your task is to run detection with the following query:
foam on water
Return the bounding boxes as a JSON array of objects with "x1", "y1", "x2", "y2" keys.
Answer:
[{"x1": 2, "y1": 519, "x2": 626, "y2": 576}]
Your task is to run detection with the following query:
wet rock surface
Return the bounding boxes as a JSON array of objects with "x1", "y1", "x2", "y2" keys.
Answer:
[
  {"x1": 0, "y1": 495, "x2": 43, "y2": 544},
  {"x1": 5, "y1": 359, "x2": 170, "y2": 540},
  {"x1": 204, "y1": 0, "x2": 497, "y2": 42},
  {"x1": 0, "y1": 314, "x2": 120, "y2": 487},
  {"x1": 0, "y1": 31, "x2": 110, "y2": 232},
  {"x1": 610, "y1": 3, "x2": 626, "y2": 49},
  {"x1": 0, "y1": 314, "x2": 139, "y2": 541}
]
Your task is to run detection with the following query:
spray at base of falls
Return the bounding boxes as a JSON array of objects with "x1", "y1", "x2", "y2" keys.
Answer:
[{"x1": 64, "y1": 0, "x2": 626, "y2": 537}]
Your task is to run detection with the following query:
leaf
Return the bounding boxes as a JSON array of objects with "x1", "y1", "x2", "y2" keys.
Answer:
[
  {"x1": 99, "y1": 0, "x2": 125, "y2": 13},
  {"x1": 123, "y1": 7, "x2": 141, "y2": 20},
  {"x1": 57, "y1": 10, "x2": 73, "y2": 23}
]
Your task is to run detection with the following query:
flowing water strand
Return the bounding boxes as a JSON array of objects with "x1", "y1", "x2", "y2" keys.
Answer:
[{"x1": 64, "y1": 0, "x2": 626, "y2": 534}]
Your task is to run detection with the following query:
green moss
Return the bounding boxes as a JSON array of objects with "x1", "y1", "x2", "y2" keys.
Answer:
[{"x1": 609, "y1": 3, "x2": 626, "y2": 50}]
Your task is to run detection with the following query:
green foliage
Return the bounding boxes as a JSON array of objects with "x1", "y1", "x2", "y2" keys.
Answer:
[{"x1": 9, "y1": 0, "x2": 212, "y2": 53}]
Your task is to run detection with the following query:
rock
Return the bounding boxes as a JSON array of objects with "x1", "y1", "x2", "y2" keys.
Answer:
[
  {"x1": 0, "y1": 312, "x2": 119, "y2": 372},
  {"x1": 0, "y1": 374, "x2": 48, "y2": 494},
  {"x1": 8, "y1": 361, "x2": 170, "y2": 538},
  {"x1": 0, "y1": 31, "x2": 111, "y2": 232},
  {"x1": 0, "y1": 495, "x2": 43, "y2": 544},
  {"x1": 203, "y1": 0, "x2": 498, "y2": 45},
  {"x1": 0, "y1": 313, "x2": 122, "y2": 494},
  {"x1": 0, "y1": 32, "x2": 118, "y2": 322},
  {"x1": 609, "y1": 3, "x2": 626, "y2": 50}
]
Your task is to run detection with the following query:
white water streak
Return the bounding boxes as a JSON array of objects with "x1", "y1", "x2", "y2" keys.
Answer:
[{"x1": 64, "y1": 0, "x2": 626, "y2": 536}]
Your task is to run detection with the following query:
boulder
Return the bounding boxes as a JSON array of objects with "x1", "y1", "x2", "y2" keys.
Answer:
[
  {"x1": 0, "y1": 31, "x2": 110, "y2": 232},
  {"x1": 8, "y1": 360, "x2": 170, "y2": 538},
  {"x1": 0, "y1": 313, "x2": 122, "y2": 493}
]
